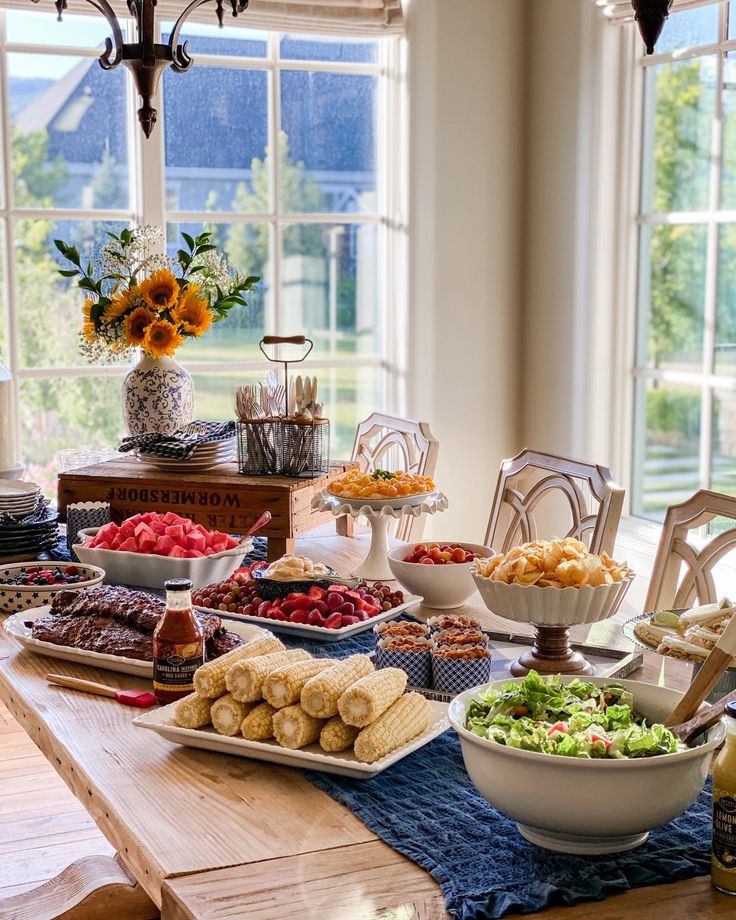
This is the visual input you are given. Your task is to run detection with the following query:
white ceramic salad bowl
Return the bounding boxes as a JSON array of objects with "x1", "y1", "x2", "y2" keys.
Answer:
[{"x1": 448, "y1": 675, "x2": 723, "y2": 855}]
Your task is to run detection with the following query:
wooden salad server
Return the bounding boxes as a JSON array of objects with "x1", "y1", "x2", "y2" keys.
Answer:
[
  {"x1": 667, "y1": 688, "x2": 736, "y2": 746},
  {"x1": 665, "y1": 612, "x2": 736, "y2": 728},
  {"x1": 46, "y1": 674, "x2": 156, "y2": 708}
]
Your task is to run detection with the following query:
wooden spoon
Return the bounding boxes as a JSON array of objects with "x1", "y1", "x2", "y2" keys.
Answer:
[
  {"x1": 668, "y1": 687, "x2": 736, "y2": 745},
  {"x1": 665, "y1": 612, "x2": 736, "y2": 727}
]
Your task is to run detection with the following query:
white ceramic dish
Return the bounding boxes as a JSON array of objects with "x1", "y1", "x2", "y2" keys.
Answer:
[
  {"x1": 448, "y1": 675, "x2": 724, "y2": 855},
  {"x1": 388, "y1": 542, "x2": 494, "y2": 609},
  {"x1": 471, "y1": 572, "x2": 633, "y2": 626},
  {"x1": 325, "y1": 491, "x2": 438, "y2": 511},
  {"x1": 134, "y1": 698, "x2": 450, "y2": 778},
  {"x1": 206, "y1": 593, "x2": 424, "y2": 642},
  {"x1": 0, "y1": 562, "x2": 105, "y2": 613},
  {"x1": 3, "y1": 606, "x2": 270, "y2": 678},
  {"x1": 0, "y1": 480, "x2": 39, "y2": 498},
  {"x1": 73, "y1": 527, "x2": 253, "y2": 590}
]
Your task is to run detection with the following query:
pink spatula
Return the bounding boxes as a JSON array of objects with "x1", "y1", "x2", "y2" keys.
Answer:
[{"x1": 46, "y1": 673, "x2": 156, "y2": 708}]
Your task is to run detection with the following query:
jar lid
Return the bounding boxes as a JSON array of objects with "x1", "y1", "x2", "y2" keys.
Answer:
[
  {"x1": 725, "y1": 702, "x2": 736, "y2": 720},
  {"x1": 164, "y1": 578, "x2": 192, "y2": 591}
]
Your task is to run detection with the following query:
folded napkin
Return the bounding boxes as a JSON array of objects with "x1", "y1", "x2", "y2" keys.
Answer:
[{"x1": 119, "y1": 421, "x2": 236, "y2": 460}]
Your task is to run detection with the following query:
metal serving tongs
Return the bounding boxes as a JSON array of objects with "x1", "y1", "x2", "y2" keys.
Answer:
[{"x1": 664, "y1": 614, "x2": 736, "y2": 744}]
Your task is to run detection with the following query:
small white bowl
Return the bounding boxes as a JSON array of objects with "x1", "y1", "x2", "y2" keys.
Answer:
[
  {"x1": 471, "y1": 572, "x2": 633, "y2": 626},
  {"x1": 388, "y1": 542, "x2": 494, "y2": 609},
  {"x1": 449, "y1": 675, "x2": 723, "y2": 855},
  {"x1": 0, "y1": 562, "x2": 105, "y2": 613},
  {"x1": 73, "y1": 527, "x2": 253, "y2": 590}
]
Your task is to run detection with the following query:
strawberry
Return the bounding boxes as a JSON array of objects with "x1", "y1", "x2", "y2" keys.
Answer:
[
  {"x1": 269, "y1": 609, "x2": 289, "y2": 621},
  {"x1": 324, "y1": 612, "x2": 343, "y2": 629},
  {"x1": 257, "y1": 601, "x2": 272, "y2": 618},
  {"x1": 289, "y1": 609, "x2": 308, "y2": 624},
  {"x1": 335, "y1": 602, "x2": 355, "y2": 617},
  {"x1": 326, "y1": 592, "x2": 344, "y2": 611},
  {"x1": 307, "y1": 609, "x2": 327, "y2": 627},
  {"x1": 341, "y1": 615, "x2": 360, "y2": 626}
]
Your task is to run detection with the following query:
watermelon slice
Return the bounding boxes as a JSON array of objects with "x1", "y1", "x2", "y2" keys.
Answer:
[
  {"x1": 134, "y1": 521, "x2": 153, "y2": 538},
  {"x1": 225, "y1": 536, "x2": 239, "y2": 549},
  {"x1": 162, "y1": 511, "x2": 180, "y2": 526},
  {"x1": 150, "y1": 521, "x2": 166, "y2": 535},
  {"x1": 119, "y1": 521, "x2": 136, "y2": 539},
  {"x1": 183, "y1": 549, "x2": 204, "y2": 558},
  {"x1": 187, "y1": 532, "x2": 206, "y2": 552},
  {"x1": 137, "y1": 532, "x2": 157, "y2": 554},
  {"x1": 118, "y1": 537, "x2": 138, "y2": 553},
  {"x1": 165, "y1": 524, "x2": 185, "y2": 542},
  {"x1": 169, "y1": 545, "x2": 187, "y2": 558}
]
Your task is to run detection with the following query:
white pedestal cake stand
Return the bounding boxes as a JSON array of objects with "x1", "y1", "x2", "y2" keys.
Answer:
[{"x1": 312, "y1": 491, "x2": 449, "y2": 581}]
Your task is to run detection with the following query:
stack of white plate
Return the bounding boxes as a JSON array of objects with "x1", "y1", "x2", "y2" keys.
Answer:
[
  {"x1": 136, "y1": 438, "x2": 237, "y2": 473},
  {"x1": 0, "y1": 480, "x2": 41, "y2": 516}
]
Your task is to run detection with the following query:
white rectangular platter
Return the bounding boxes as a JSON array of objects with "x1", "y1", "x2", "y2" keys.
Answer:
[
  {"x1": 134, "y1": 699, "x2": 449, "y2": 779},
  {"x1": 201, "y1": 593, "x2": 424, "y2": 643},
  {"x1": 2, "y1": 606, "x2": 270, "y2": 679}
]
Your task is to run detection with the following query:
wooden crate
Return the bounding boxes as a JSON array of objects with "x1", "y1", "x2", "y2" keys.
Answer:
[{"x1": 57, "y1": 457, "x2": 357, "y2": 561}]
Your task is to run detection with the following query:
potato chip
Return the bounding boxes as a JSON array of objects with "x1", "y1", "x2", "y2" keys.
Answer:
[{"x1": 472, "y1": 536, "x2": 630, "y2": 589}]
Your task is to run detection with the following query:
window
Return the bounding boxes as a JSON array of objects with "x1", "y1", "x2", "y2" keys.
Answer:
[
  {"x1": 632, "y1": 2, "x2": 736, "y2": 521},
  {"x1": 0, "y1": 10, "x2": 401, "y2": 493}
]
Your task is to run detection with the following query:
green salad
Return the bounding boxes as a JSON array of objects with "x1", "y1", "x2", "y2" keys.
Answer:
[{"x1": 465, "y1": 671, "x2": 686, "y2": 759}]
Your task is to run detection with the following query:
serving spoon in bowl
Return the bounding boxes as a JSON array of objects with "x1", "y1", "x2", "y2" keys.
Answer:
[{"x1": 663, "y1": 612, "x2": 736, "y2": 740}]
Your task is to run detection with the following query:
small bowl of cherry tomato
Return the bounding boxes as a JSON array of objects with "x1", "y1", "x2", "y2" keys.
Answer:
[
  {"x1": 0, "y1": 562, "x2": 106, "y2": 613},
  {"x1": 387, "y1": 542, "x2": 494, "y2": 609}
]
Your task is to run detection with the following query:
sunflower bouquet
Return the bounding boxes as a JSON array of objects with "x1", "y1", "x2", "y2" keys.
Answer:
[{"x1": 55, "y1": 225, "x2": 258, "y2": 360}]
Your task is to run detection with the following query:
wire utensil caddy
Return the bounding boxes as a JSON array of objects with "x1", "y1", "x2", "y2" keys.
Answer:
[{"x1": 236, "y1": 336, "x2": 330, "y2": 478}]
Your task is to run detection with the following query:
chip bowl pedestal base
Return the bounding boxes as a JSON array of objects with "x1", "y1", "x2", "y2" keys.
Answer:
[{"x1": 510, "y1": 625, "x2": 595, "y2": 676}]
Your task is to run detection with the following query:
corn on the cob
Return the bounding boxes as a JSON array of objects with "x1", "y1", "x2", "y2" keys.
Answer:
[
  {"x1": 272, "y1": 704, "x2": 325, "y2": 750},
  {"x1": 354, "y1": 692, "x2": 430, "y2": 764},
  {"x1": 210, "y1": 694, "x2": 256, "y2": 736},
  {"x1": 300, "y1": 655, "x2": 374, "y2": 718},
  {"x1": 226, "y1": 649, "x2": 310, "y2": 702},
  {"x1": 337, "y1": 667, "x2": 407, "y2": 727},
  {"x1": 262, "y1": 658, "x2": 336, "y2": 709},
  {"x1": 173, "y1": 692, "x2": 213, "y2": 729},
  {"x1": 241, "y1": 701, "x2": 278, "y2": 741},
  {"x1": 320, "y1": 716, "x2": 360, "y2": 753},
  {"x1": 193, "y1": 636, "x2": 285, "y2": 699}
]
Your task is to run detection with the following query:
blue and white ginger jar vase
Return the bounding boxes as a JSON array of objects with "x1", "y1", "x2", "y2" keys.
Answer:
[{"x1": 122, "y1": 354, "x2": 194, "y2": 436}]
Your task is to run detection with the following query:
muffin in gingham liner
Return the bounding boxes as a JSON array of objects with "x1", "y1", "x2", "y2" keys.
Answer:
[
  {"x1": 375, "y1": 636, "x2": 432, "y2": 687},
  {"x1": 432, "y1": 645, "x2": 492, "y2": 694},
  {"x1": 426, "y1": 614, "x2": 481, "y2": 634}
]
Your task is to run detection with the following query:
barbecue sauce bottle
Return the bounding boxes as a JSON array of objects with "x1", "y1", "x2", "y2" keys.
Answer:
[
  {"x1": 712, "y1": 702, "x2": 736, "y2": 895},
  {"x1": 152, "y1": 578, "x2": 204, "y2": 704}
]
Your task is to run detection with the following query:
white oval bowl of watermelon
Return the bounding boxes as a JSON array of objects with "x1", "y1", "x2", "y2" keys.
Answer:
[{"x1": 72, "y1": 512, "x2": 253, "y2": 590}]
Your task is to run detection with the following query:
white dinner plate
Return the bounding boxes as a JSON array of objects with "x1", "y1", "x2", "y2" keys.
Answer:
[
  {"x1": 204, "y1": 593, "x2": 424, "y2": 642},
  {"x1": 134, "y1": 698, "x2": 450, "y2": 779},
  {"x1": 0, "y1": 480, "x2": 40, "y2": 498},
  {"x1": 2, "y1": 605, "x2": 271, "y2": 678}
]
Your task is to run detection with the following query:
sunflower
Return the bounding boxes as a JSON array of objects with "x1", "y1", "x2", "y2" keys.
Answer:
[
  {"x1": 104, "y1": 288, "x2": 138, "y2": 323},
  {"x1": 138, "y1": 268, "x2": 179, "y2": 312},
  {"x1": 124, "y1": 306, "x2": 157, "y2": 347},
  {"x1": 172, "y1": 285, "x2": 213, "y2": 336},
  {"x1": 142, "y1": 319, "x2": 184, "y2": 358},
  {"x1": 82, "y1": 298, "x2": 97, "y2": 343}
]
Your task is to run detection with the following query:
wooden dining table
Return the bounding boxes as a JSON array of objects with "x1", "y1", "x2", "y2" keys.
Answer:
[{"x1": 0, "y1": 533, "x2": 734, "y2": 919}]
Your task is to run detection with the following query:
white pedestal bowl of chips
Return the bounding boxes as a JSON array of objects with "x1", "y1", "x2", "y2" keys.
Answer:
[{"x1": 471, "y1": 538, "x2": 633, "y2": 627}]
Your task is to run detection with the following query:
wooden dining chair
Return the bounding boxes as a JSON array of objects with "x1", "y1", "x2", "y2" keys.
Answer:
[
  {"x1": 337, "y1": 412, "x2": 439, "y2": 543},
  {"x1": 644, "y1": 490, "x2": 736, "y2": 612},
  {"x1": 485, "y1": 448, "x2": 625, "y2": 555}
]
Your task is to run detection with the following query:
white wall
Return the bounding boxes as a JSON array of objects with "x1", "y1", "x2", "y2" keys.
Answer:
[{"x1": 405, "y1": 0, "x2": 527, "y2": 541}]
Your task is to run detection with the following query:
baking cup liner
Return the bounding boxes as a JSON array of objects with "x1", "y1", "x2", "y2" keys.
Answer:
[
  {"x1": 432, "y1": 651, "x2": 492, "y2": 694},
  {"x1": 66, "y1": 502, "x2": 111, "y2": 560},
  {"x1": 375, "y1": 637, "x2": 432, "y2": 687}
]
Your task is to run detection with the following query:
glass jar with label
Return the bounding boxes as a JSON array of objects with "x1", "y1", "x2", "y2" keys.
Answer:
[
  {"x1": 712, "y1": 701, "x2": 736, "y2": 894},
  {"x1": 153, "y1": 578, "x2": 205, "y2": 704}
]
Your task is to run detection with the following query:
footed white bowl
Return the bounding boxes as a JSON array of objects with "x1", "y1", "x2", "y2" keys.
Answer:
[
  {"x1": 449, "y1": 675, "x2": 723, "y2": 854},
  {"x1": 471, "y1": 573, "x2": 633, "y2": 626}
]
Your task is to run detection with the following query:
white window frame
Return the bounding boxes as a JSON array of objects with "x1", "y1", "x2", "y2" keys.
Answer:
[
  {"x1": 0, "y1": 10, "x2": 407, "y2": 453},
  {"x1": 629, "y1": 2, "x2": 736, "y2": 520}
]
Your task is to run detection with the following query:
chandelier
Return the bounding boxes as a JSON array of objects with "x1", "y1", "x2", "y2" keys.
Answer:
[
  {"x1": 631, "y1": 0, "x2": 673, "y2": 55},
  {"x1": 31, "y1": 1, "x2": 250, "y2": 138}
]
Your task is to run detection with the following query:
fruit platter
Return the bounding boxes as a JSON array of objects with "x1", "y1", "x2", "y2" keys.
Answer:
[
  {"x1": 73, "y1": 511, "x2": 253, "y2": 589},
  {"x1": 193, "y1": 560, "x2": 421, "y2": 642}
]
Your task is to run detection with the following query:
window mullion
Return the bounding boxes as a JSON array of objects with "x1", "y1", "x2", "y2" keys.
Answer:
[{"x1": 271, "y1": 32, "x2": 282, "y2": 336}]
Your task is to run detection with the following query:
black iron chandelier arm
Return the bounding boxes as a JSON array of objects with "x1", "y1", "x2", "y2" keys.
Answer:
[
  {"x1": 29, "y1": 0, "x2": 124, "y2": 69},
  {"x1": 168, "y1": 0, "x2": 249, "y2": 71}
]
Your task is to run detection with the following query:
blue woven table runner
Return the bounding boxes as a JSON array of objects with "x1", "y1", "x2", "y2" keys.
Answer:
[{"x1": 305, "y1": 732, "x2": 713, "y2": 919}]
